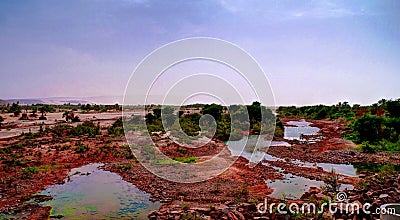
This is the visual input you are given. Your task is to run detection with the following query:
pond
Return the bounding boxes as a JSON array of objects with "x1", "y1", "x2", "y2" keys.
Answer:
[
  {"x1": 292, "y1": 160, "x2": 358, "y2": 177},
  {"x1": 37, "y1": 163, "x2": 160, "y2": 219},
  {"x1": 226, "y1": 135, "x2": 289, "y2": 164},
  {"x1": 284, "y1": 119, "x2": 320, "y2": 140},
  {"x1": 265, "y1": 167, "x2": 354, "y2": 199}
]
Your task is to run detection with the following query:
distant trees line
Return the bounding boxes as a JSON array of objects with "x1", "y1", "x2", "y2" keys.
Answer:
[
  {"x1": 143, "y1": 102, "x2": 281, "y2": 141},
  {"x1": 277, "y1": 99, "x2": 399, "y2": 120},
  {"x1": 0, "y1": 102, "x2": 122, "y2": 117}
]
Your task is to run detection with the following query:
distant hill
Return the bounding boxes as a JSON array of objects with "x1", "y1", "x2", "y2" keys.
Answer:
[
  {"x1": 3, "y1": 96, "x2": 123, "y2": 105},
  {"x1": 0, "y1": 99, "x2": 8, "y2": 106}
]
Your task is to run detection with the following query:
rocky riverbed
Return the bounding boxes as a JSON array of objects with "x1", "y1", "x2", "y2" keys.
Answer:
[{"x1": 1, "y1": 116, "x2": 399, "y2": 219}]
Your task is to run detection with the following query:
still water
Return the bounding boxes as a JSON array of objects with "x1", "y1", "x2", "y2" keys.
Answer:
[{"x1": 38, "y1": 163, "x2": 160, "y2": 219}]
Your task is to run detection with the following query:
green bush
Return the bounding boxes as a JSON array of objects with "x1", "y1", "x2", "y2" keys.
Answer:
[
  {"x1": 360, "y1": 142, "x2": 376, "y2": 153},
  {"x1": 173, "y1": 156, "x2": 198, "y2": 163},
  {"x1": 74, "y1": 144, "x2": 89, "y2": 153},
  {"x1": 22, "y1": 166, "x2": 39, "y2": 177},
  {"x1": 71, "y1": 121, "x2": 100, "y2": 137},
  {"x1": 108, "y1": 119, "x2": 124, "y2": 136}
]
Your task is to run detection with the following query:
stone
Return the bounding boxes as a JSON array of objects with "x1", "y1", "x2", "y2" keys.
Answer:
[
  {"x1": 309, "y1": 186, "x2": 322, "y2": 194},
  {"x1": 233, "y1": 210, "x2": 245, "y2": 220},
  {"x1": 227, "y1": 212, "x2": 239, "y2": 220},
  {"x1": 315, "y1": 193, "x2": 326, "y2": 200},
  {"x1": 379, "y1": 194, "x2": 389, "y2": 199}
]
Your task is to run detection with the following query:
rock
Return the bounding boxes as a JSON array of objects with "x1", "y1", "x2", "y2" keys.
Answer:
[
  {"x1": 312, "y1": 193, "x2": 326, "y2": 201},
  {"x1": 233, "y1": 210, "x2": 245, "y2": 220},
  {"x1": 300, "y1": 192, "x2": 310, "y2": 200},
  {"x1": 227, "y1": 212, "x2": 239, "y2": 220},
  {"x1": 31, "y1": 195, "x2": 53, "y2": 202},
  {"x1": 350, "y1": 200, "x2": 362, "y2": 213},
  {"x1": 190, "y1": 207, "x2": 210, "y2": 213},
  {"x1": 385, "y1": 179, "x2": 395, "y2": 187},
  {"x1": 358, "y1": 174, "x2": 367, "y2": 178},
  {"x1": 209, "y1": 211, "x2": 220, "y2": 219},
  {"x1": 309, "y1": 186, "x2": 321, "y2": 194},
  {"x1": 379, "y1": 194, "x2": 389, "y2": 199}
]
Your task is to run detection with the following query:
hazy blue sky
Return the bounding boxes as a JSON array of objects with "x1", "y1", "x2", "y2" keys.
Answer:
[{"x1": 0, "y1": 0, "x2": 399, "y2": 105}]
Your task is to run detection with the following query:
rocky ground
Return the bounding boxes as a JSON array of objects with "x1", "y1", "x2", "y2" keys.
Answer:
[{"x1": 0, "y1": 115, "x2": 399, "y2": 219}]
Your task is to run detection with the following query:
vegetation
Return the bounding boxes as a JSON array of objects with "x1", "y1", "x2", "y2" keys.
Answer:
[
  {"x1": 108, "y1": 119, "x2": 124, "y2": 136},
  {"x1": 278, "y1": 98, "x2": 400, "y2": 152},
  {"x1": 0, "y1": 115, "x2": 3, "y2": 128},
  {"x1": 22, "y1": 166, "x2": 39, "y2": 178},
  {"x1": 9, "y1": 102, "x2": 22, "y2": 116},
  {"x1": 70, "y1": 122, "x2": 101, "y2": 137},
  {"x1": 74, "y1": 143, "x2": 90, "y2": 153},
  {"x1": 62, "y1": 110, "x2": 80, "y2": 122},
  {"x1": 173, "y1": 156, "x2": 198, "y2": 163},
  {"x1": 322, "y1": 169, "x2": 340, "y2": 193},
  {"x1": 48, "y1": 121, "x2": 100, "y2": 138},
  {"x1": 144, "y1": 102, "x2": 277, "y2": 141}
]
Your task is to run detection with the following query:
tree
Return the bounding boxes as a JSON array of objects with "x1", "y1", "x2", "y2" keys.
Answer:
[
  {"x1": 153, "y1": 109, "x2": 162, "y2": 119},
  {"x1": 38, "y1": 106, "x2": 47, "y2": 120},
  {"x1": 63, "y1": 110, "x2": 79, "y2": 122},
  {"x1": 247, "y1": 101, "x2": 262, "y2": 123},
  {"x1": 202, "y1": 104, "x2": 223, "y2": 121},
  {"x1": 30, "y1": 107, "x2": 38, "y2": 117},
  {"x1": 385, "y1": 99, "x2": 400, "y2": 118},
  {"x1": 10, "y1": 102, "x2": 21, "y2": 116},
  {"x1": 145, "y1": 113, "x2": 156, "y2": 124},
  {"x1": 315, "y1": 108, "x2": 328, "y2": 120},
  {"x1": 0, "y1": 116, "x2": 4, "y2": 128},
  {"x1": 353, "y1": 115, "x2": 384, "y2": 143}
]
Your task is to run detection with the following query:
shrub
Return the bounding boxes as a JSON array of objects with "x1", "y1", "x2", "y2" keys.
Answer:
[
  {"x1": 51, "y1": 124, "x2": 73, "y2": 137},
  {"x1": 173, "y1": 156, "x2": 198, "y2": 163},
  {"x1": 322, "y1": 169, "x2": 341, "y2": 192},
  {"x1": 360, "y1": 142, "x2": 376, "y2": 153},
  {"x1": 108, "y1": 119, "x2": 124, "y2": 136},
  {"x1": 22, "y1": 166, "x2": 39, "y2": 177},
  {"x1": 71, "y1": 121, "x2": 100, "y2": 137},
  {"x1": 74, "y1": 144, "x2": 89, "y2": 153}
]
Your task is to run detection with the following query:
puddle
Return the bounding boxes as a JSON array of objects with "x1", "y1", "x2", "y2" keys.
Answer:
[
  {"x1": 284, "y1": 119, "x2": 320, "y2": 141},
  {"x1": 266, "y1": 172, "x2": 324, "y2": 199},
  {"x1": 292, "y1": 160, "x2": 358, "y2": 177},
  {"x1": 265, "y1": 171, "x2": 354, "y2": 199},
  {"x1": 37, "y1": 163, "x2": 160, "y2": 219},
  {"x1": 226, "y1": 135, "x2": 289, "y2": 163}
]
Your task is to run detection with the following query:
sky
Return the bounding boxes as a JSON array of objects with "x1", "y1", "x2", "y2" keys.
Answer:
[{"x1": 0, "y1": 0, "x2": 399, "y2": 106}]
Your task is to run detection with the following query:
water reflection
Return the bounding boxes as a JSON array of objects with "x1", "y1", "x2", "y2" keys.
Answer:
[{"x1": 38, "y1": 163, "x2": 160, "y2": 219}]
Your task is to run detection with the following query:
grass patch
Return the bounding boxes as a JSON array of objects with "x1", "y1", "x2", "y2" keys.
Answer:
[
  {"x1": 74, "y1": 144, "x2": 89, "y2": 153},
  {"x1": 22, "y1": 166, "x2": 39, "y2": 177},
  {"x1": 173, "y1": 156, "x2": 198, "y2": 163}
]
